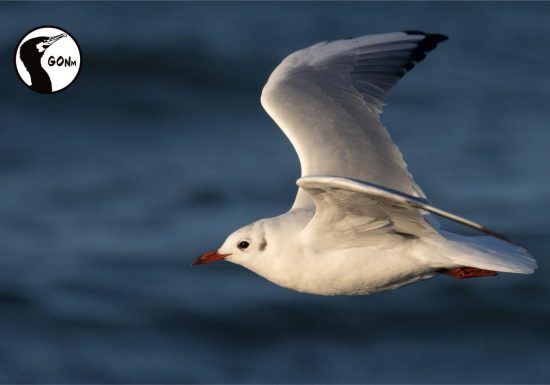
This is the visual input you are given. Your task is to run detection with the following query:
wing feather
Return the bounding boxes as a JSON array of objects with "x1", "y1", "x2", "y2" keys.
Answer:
[
  {"x1": 261, "y1": 31, "x2": 447, "y2": 209},
  {"x1": 297, "y1": 176, "x2": 513, "y2": 244}
]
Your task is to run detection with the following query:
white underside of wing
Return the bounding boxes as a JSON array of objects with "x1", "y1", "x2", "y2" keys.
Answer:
[
  {"x1": 261, "y1": 32, "x2": 447, "y2": 209},
  {"x1": 298, "y1": 176, "x2": 512, "y2": 242},
  {"x1": 296, "y1": 176, "x2": 437, "y2": 250}
]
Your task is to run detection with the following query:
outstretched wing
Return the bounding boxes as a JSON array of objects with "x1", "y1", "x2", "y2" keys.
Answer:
[
  {"x1": 261, "y1": 31, "x2": 447, "y2": 209},
  {"x1": 297, "y1": 176, "x2": 513, "y2": 247}
]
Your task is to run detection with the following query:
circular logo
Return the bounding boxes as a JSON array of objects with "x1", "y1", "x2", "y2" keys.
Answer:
[{"x1": 15, "y1": 26, "x2": 81, "y2": 94}]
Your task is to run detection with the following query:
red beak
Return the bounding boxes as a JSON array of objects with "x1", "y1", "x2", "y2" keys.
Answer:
[{"x1": 192, "y1": 250, "x2": 230, "y2": 266}]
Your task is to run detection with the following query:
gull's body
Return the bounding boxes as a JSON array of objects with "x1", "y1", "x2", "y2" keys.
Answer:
[
  {"x1": 193, "y1": 31, "x2": 537, "y2": 295},
  {"x1": 224, "y1": 209, "x2": 435, "y2": 296}
]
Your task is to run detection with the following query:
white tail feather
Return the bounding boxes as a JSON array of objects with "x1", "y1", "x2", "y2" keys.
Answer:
[{"x1": 434, "y1": 230, "x2": 537, "y2": 274}]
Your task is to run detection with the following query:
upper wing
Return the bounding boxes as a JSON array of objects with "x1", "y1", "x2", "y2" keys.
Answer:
[
  {"x1": 261, "y1": 31, "x2": 447, "y2": 209},
  {"x1": 297, "y1": 176, "x2": 513, "y2": 247}
]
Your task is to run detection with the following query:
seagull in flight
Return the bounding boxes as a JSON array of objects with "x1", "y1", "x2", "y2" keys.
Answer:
[{"x1": 192, "y1": 31, "x2": 537, "y2": 295}]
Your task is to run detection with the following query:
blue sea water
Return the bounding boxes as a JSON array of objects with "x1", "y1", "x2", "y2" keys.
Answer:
[{"x1": 0, "y1": 2, "x2": 549, "y2": 383}]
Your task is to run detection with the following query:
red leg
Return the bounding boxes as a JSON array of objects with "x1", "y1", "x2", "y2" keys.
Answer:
[{"x1": 438, "y1": 267, "x2": 498, "y2": 279}]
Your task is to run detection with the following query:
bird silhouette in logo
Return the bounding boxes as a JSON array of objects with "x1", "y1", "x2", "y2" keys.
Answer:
[{"x1": 19, "y1": 33, "x2": 66, "y2": 93}]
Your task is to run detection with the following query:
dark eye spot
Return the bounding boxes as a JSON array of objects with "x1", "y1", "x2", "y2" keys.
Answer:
[
  {"x1": 259, "y1": 240, "x2": 267, "y2": 251},
  {"x1": 238, "y1": 241, "x2": 250, "y2": 250}
]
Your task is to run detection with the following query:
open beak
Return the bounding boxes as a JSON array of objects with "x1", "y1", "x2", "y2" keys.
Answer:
[
  {"x1": 44, "y1": 33, "x2": 66, "y2": 48},
  {"x1": 192, "y1": 250, "x2": 230, "y2": 266}
]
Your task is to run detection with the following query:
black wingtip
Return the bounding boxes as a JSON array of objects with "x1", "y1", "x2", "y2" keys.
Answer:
[
  {"x1": 403, "y1": 30, "x2": 449, "y2": 43},
  {"x1": 404, "y1": 31, "x2": 449, "y2": 53},
  {"x1": 401, "y1": 31, "x2": 448, "y2": 71}
]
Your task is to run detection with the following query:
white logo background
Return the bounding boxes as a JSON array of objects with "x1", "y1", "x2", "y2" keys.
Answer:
[{"x1": 15, "y1": 26, "x2": 81, "y2": 93}]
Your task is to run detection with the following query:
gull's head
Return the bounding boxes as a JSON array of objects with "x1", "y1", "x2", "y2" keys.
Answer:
[{"x1": 192, "y1": 220, "x2": 270, "y2": 268}]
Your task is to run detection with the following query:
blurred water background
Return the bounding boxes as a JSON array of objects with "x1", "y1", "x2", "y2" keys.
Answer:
[{"x1": 0, "y1": 2, "x2": 549, "y2": 383}]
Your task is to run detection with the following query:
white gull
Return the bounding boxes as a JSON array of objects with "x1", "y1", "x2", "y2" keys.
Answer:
[{"x1": 192, "y1": 31, "x2": 537, "y2": 296}]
